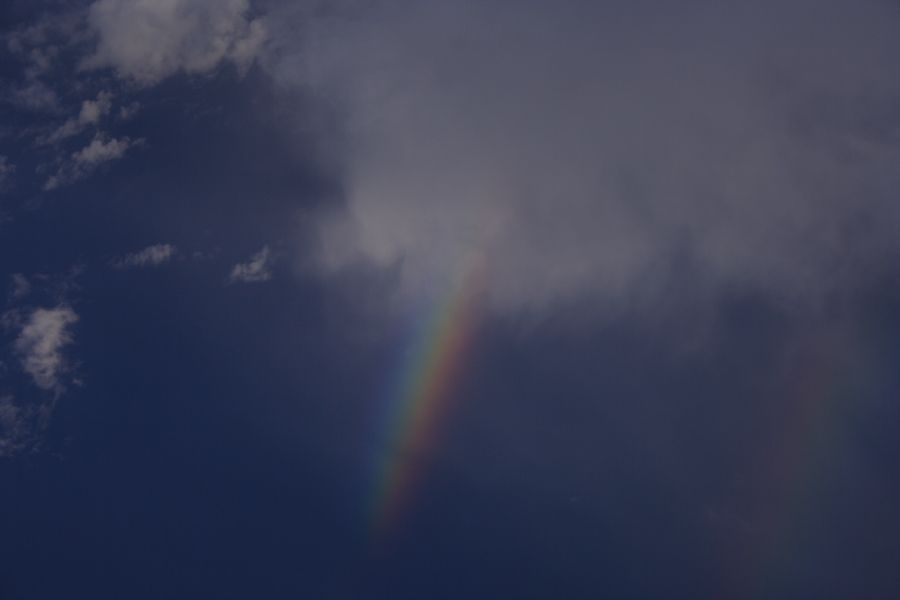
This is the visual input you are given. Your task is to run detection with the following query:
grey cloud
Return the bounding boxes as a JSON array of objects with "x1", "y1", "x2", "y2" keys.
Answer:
[
  {"x1": 0, "y1": 395, "x2": 30, "y2": 457},
  {"x1": 9, "y1": 80, "x2": 60, "y2": 112},
  {"x1": 73, "y1": 134, "x2": 132, "y2": 165},
  {"x1": 118, "y1": 101, "x2": 141, "y2": 120},
  {"x1": 0, "y1": 392, "x2": 57, "y2": 457},
  {"x1": 267, "y1": 0, "x2": 900, "y2": 315},
  {"x1": 13, "y1": 306, "x2": 79, "y2": 393},
  {"x1": 3, "y1": 11, "x2": 86, "y2": 113},
  {"x1": 0, "y1": 395, "x2": 51, "y2": 457},
  {"x1": 9, "y1": 274, "x2": 30, "y2": 301},
  {"x1": 113, "y1": 243, "x2": 178, "y2": 269},
  {"x1": 44, "y1": 134, "x2": 140, "y2": 190},
  {"x1": 84, "y1": 0, "x2": 267, "y2": 85},
  {"x1": 0, "y1": 156, "x2": 14, "y2": 190},
  {"x1": 42, "y1": 91, "x2": 114, "y2": 144},
  {"x1": 228, "y1": 246, "x2": 273, "y2": 283}
]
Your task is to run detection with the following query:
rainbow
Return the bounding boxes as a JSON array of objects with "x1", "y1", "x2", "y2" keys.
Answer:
[{"x1": 368, "y1": 252, "x2": 486, "y2": 540}]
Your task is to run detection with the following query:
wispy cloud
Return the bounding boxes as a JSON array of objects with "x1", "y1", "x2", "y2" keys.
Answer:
[
  {"x1": 9, "y1": 274, "x2": 31, "y2": 301},
  {"x1": 13, "y1": 306, "x2": 79, "y2": 393},
  {"x1": 44, "y1": 134, "x2": 141, "y2": 190},
  {"x1": 41, "y1": 91, "x2": 113, "y2": 144},
  {"x1": 113, "y1": 243, "x2": 178, "y2": 269},
  {"x1": 0, "y1": 156, "x2": 14, "y2": 191},
  {"x1": 2, "y1": 11, "x2": 85, "y2": 114},
  {"x1": 72, "y1": 135, "x2": 132, "y2": 166},
  {"x1": 228, "y1": 246, "x2": 273, "y2": 283},
  {"x1": 83, "y1": 0, "x2": 266, "y2": 85},
  {"x1": 0, "y1": 395, "x2": 31, "y2": 457},
  {"x1": 9, "y1": 80, "x2": 60, "y2": 112},
  {"x1": 118, "y1": 101, "x2": 141, "y2": 121}
]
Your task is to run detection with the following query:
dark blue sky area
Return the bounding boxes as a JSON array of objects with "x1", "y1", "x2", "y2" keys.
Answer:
[{"x1": 2, "y1": 2, "x2": 900, "y2": 599}]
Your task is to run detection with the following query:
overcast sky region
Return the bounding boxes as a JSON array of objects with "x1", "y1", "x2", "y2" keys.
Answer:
[{"x1": 2, "y1": 1, "x2": 900, "y2": 598}]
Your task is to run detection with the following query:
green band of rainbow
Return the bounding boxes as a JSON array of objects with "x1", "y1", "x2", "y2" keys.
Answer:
[{"x1": 368, "y1": 253, "x2": 486, "y2": 538}]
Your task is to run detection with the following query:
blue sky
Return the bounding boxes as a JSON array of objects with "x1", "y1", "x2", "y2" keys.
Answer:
[{"x1": 2, "y1": 1, "x2": 900, "y2": 598}]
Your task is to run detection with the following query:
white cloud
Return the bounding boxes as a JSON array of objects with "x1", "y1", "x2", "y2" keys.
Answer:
[
  {"x1": 268, "y1": 0, "x2": 900, "y2": 315},
  {"x1": 13, "y1": 306, "x2": 79, "y2": 393},
  {"x1": 113, "y1": 243, "x2": 178, "y2": 269},
  {"x1": 43, "y1": 91, "x2": 114, "y2": 144},
  {"x1": 44, "y1": 134, "x2": 140, "y2": 190},
  {"x1": 84, "y1": 0, "x2": 267, "y2": 85},
  {"x1": 228, "y1": 246, "x2": 273, "y2": 283},
  {"x1": 73, "y1": 134, "x2": 131, "y2": 165}
]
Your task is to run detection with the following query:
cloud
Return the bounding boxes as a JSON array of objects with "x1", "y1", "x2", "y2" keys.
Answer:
[
  {"x1": 9, "y1": 80, "x2": 59, "y2": 112},
  {"x1": 9, "y1": 274, "x2": 31, "y2": 301},
  {"x1": 3, "y1": 11, "x2": 85, "y2": 113},
  {"x1": 266, "y1": 0, "x2": 900, "y2": 315},
  {"x1": 118, "y1": 101, "x2": 141, "y2": 120},
  {"x1": 84, "y1": 0, "x2": 267, "y2": 85},
  {"x1": 113, "y1": 243, "x2": 177, "y2": 269},
  {"x1": 0, "y1": 395, "x2": 51, "y2": 457},
  {"x1": 0, "y1": 395, "x2": 30, "y2": 457},
  {"x1": 44, "y1": 134, "x2": 140, "y2": 190},
  {"x1": 43, "y1": 91, "x2": 113, "y2": 144},
  {"x1": 13, "y1": 306, "x2": 79, "y2": 393},
  {"x1": 73, "y1": 134, "x2": 132, "y2": 165},
  {"x1": 228, "y1": 246, "x2": 273, "y2": 283},
  {"x1": 0, "y1": 156, "x2": 14, "y2": 190}
]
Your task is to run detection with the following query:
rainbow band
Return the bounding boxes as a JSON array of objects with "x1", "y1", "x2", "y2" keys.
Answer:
[{"x1": 369, "y1": 253, "x2": 486, "y2": 538}]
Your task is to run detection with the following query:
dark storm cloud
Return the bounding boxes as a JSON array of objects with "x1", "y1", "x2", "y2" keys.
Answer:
[{"x1": 264, "y1": 0, "x2": 900, "y2": 315}]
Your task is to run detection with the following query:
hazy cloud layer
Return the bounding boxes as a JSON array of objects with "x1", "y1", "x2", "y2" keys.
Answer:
[
  {"x1": 13, "y1": 306, "x2": 79, "y2": 393},
  {"x1": 228, "y1": 245, "x2": 273, "y2": 283},
  {"x1": 267, "y1": 0, "x2": 900, "y2": 314},
  {"x1": 113, "y1": 243, "x2": 178, "y2": 269},
  {"x1": 84, "y1": 0, "x2": 267, "y2": 85}
]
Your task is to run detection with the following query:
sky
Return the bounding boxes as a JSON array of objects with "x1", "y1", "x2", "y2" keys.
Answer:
[{"x1": 1, "y1": 1, "x2": 900, "y2": 598}]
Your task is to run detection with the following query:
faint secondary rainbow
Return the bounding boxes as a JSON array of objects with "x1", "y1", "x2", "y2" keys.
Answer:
[{"x1": 368, "y1": 252, "x2": 486, "y2": 539}]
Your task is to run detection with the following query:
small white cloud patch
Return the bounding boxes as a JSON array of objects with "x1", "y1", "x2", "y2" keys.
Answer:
[
  {"x1": 228, "y1": 246, "x2": 273, "y2": 283},
  {"x1": 44, "y1": 134, "x2": 140, "y2": 190},
  {"x1": 72, "y1": 134, "x2": 131, "y2": 166},
  {"x1": 13, "y1": 306, "x2": 79, "y2": 392},
  {"x1": 113, "y1": 243, "x2": 177, "y2": 269}
]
